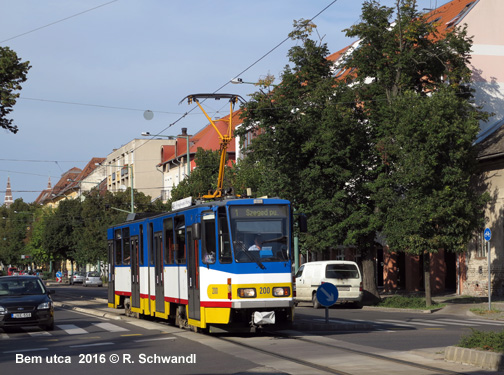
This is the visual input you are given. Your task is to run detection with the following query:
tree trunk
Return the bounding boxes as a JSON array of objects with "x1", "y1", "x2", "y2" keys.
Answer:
[
  {"x1": 361, "y1": 246, "x2": 381, "y2": 305},
  {"x1": 424, "y1": 251, "x2": 432, "y2": 307}
]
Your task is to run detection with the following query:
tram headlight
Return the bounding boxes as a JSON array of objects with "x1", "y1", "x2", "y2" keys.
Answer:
[
  {"x1": 238, "y1": 288, "x2": 256, "y2": 298},
  {"x1": 273, "y1": 287, "x2": 290, "y2": 297}
]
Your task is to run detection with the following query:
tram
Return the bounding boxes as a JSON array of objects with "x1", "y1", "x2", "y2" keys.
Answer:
[{"x1": 107, "y1": 197, "x2": 303, "y2": 332}]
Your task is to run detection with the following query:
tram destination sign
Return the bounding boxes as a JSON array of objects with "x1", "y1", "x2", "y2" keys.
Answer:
[{"x1": 231, "y1": 205, "x2": 287, "y2": 219}]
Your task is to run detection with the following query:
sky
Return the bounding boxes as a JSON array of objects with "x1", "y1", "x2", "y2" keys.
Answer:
[{"x1": 1, "y1": 0, "x2": 442, "y2": 203}]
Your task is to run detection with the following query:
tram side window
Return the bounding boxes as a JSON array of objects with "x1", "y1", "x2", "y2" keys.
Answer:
[
  {"x1": 163, "y1": 218, "x2": 174, "y2": 264},
  {"x1": 139, "y1": 225, "x2": 144, "y2": 266},
  {"x1": 123, "y1": 228, "x2": 131, "y2": 265},
  {"x1": 202, "y1": 212, "x2": 216, "y2": 264},
  {"x1": 174, "y1": 216, "x2": 186, "y2": 264},
  {"x1": 114, "y1": 229, "x2": 122, "y2": 265},
  {"x1": 218, "y1": 207, "x2": 232, "y2": 263},
  {"x1": 149, "y1": 223, "x2": 154, "y2": 265}
]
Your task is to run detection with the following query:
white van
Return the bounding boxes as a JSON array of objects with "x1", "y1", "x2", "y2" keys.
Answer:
[{"x1": 295, "y1": 261, "x2": 363, "y2": 308}]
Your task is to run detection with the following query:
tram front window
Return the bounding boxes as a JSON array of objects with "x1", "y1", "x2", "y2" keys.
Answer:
[{"x1": 229, "y1": 205, "x2": 290, "y2": 263}]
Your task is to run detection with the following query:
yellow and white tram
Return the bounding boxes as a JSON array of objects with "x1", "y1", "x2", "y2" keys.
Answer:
[{"x1": 107, "y1": 197, "x2": 300, "y2": 332}]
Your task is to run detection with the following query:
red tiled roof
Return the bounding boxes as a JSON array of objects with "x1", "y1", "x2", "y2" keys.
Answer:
[{"x1": 159, "y1": 110, "x2": 243, "y2": 166}]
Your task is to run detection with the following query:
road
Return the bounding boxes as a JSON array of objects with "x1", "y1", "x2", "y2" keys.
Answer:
[
  {"x1": 0, "y1": 306, "x2": 259, "y2": 374},
  {"x1": 1, "y1": 285, "x2": 501, "y2": 374},
  {"x1": 295, "y1": 302, "x2": 504, "y2": 351}
]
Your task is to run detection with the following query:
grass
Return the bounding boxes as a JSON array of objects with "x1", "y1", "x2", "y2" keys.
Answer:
[
  {"x1": 376, "y1": 295, "x2": 445, "y2": 310},
  {"x1": 470, "y1": 306, "x2": 503, "y2": 316},
  {"x1": 458, "y1": 328, "x2": 504, "y2": 353}
]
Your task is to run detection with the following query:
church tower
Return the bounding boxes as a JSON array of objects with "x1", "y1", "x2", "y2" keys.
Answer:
[{"x1": 4, "y1": 177, "x2": 13, "y2": 207}]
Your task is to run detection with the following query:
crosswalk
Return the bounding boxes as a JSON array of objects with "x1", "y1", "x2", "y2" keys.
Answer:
[
  {"x1": 371, "y1": 317, "x2": 504, "y2": 330},
  {"x1": 314, "y1": 317, "x2": 504, "y2": 330},
  {"x1": 0, "y1": 322, "x2": 133, "y2": 339}
]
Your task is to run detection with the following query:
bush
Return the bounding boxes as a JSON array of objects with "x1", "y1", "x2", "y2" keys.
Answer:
[
  {"x1": 377, "y1": 295, "x2": 445, "y2": 310},
  {"x1": 458, "y1": 329, "x2": 504, "y2": 353}
]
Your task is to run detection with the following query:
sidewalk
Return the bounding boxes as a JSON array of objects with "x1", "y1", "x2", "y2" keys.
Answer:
[{"x1": 52, "y1": 293, "x2": 504, "y2": 373}]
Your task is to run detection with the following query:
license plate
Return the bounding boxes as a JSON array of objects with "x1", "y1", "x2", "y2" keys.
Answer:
[
  {"x1": 337, "y1": 287, "x2": 350, "y2": 291},
  {"x1": 11, "y1": 313, "x2": 31, "y2": 318}
]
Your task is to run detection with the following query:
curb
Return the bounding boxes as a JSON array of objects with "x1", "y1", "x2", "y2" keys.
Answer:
[
  {"x1": 54, "y1": 301, "x2": 124, "y2": 321},
  {"x1": 445, "y1": 346, "x2": 504, "y2": 371},
  {"x1": 362, "y1": 306, "x2": 443, "y2": 314}
]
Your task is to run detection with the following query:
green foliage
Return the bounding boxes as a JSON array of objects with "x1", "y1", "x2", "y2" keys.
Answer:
[
  {"x1": 377, "y1": 295, "x2": 445, "y2": 310},
  {"x1": 458, "y1": 329, "x2": 504, "y2": 353},
  {"x1": 0, "y1": 46, "x2": 31, "y2": 133},
  {"x1": 0, "y1": 199, "x2": 36, "y2": 266}
]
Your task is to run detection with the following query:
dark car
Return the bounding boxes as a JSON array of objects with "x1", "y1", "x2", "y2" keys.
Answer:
[{"x1": 0, "y1": 276, "x2": 55, "y2": 331}]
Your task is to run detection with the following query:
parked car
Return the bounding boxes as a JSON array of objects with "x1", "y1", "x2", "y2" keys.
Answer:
[
  {"x1": 70, "y1": 271, "x2": 86, "y2": 285},
  {"x1": 295, "y1": 261, "x2": 363, "y2": 308},
  {"x1": 0, "y1": 275, "x2": 55, "y2": 331},
  {"x1": 7, "y1": 267, "x2": 18, "y2": 276},
  {"x1": 83, "y1": 271, "x2": 102, "y2": 287}
]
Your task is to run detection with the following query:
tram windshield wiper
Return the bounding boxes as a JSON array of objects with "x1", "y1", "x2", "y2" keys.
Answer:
[{"x1": 233, "y1": 241, "x2": 266, "y2": 270}]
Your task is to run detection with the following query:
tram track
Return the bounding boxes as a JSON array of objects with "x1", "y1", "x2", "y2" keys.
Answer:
[{"x1": 214, "y1": 331, "x2": 471, "y2": 375}]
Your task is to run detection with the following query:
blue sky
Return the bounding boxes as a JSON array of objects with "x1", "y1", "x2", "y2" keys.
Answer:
[{"x1": 1, "y1": 0, "x2": 439, "y2": 203}]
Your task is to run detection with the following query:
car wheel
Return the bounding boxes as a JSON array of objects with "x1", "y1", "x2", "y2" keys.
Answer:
[
  {"x1": 312, "y1": 293, "x2": 321, "y2": 309},
  {"x1": 84, "y1": 283, "x2": 87, "y2": 287}
]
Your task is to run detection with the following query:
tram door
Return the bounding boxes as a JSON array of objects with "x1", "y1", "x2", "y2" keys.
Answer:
[
  {"x1": 107, "y1": 240, "x2": 115, "y2": 305},
  {"x1": 154, "y1": 232, "x2": 165, "y2": 313},
  {"x1": 131, "y1": 236, "x2": 140, "y2": 309},
  {"x1": 187, "y1": 227, "x2": 200, "y2": 321}
]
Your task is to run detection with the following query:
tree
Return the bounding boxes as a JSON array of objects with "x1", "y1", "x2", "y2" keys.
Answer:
[
  {"x1": 0, "y1": 200, "x2": 35, "y2": 267},
  {"x1": 236, "y1": 19, "x2": 382, "y2": 302},
  {"x1": 0, "y1": 46, "x2": 31, "y2": 133},
  {"x1": 344, "y1": 0, "x2": 489, "y2": 305},
  {"x1": 42, "y1": 199, "x2": 82, "y2": 271}
]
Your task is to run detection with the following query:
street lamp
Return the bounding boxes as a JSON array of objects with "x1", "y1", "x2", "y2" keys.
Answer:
[
  {"x1": 230, "y1": 78, "x2": 257, "y2": 85},
  {"x1": 141, "y1": 130, "x2": 191, "y2": 178}
]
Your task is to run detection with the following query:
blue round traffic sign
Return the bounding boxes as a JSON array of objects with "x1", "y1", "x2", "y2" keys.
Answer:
[
  {"x1": 484, "y1": 228, "x2": 491, "y2": 241},
  {"x1": 316, "y1": 283, "x2": 339, "y2": 307}
]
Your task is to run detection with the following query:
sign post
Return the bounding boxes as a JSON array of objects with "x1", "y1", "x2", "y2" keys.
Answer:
[
  {"x1": 316, "y1": 283, "x2": 339, "y2": 323},
  {"x1": 484, "y1": 228, "x2": 492, "y2": 310}
]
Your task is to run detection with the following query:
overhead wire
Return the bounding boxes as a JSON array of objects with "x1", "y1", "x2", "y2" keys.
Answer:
[
  {"x1": 135, "y1": 0, "x2": 340, "y2": 152},
  {"x1": 3, "y1": 0, "x2": 341, "y2": 197},
  {"x1": 0, "y1": 0, "x2": 119, "y2": 44}
]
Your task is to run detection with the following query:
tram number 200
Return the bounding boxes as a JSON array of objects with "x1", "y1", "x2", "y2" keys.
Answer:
[{"x1": 259, "y1": 287, "x2": 270, "y2": 295}]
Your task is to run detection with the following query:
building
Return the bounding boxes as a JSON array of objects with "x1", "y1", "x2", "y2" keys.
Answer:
[
  {"x1": 3, "y1": 177, "x2": 13, "y2": 207},
  {"x1": 105, "y1": 138, "x2": 175, "y2": 201},
  {"x1": 34, "y1": 158, "x2": 105, "y2": 207}
]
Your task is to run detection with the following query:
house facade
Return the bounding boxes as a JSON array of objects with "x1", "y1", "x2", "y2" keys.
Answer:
[{"x1": 104, "y1": 138, "x2": 174, "y2": 201}]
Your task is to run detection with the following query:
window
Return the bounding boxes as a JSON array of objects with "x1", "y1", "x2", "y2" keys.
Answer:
[
  {"x1": 163, "y1": 218, "x2": 174, "y2": 264},
  {"x1": 114, "y1": 229, "x2": 122, "y2": 265},
  {"x1": 202, "y1": 212, "x2": 216, "y2": 264},
  {"x1": 123, "y1": 227, "x2": 131, "y2": 265},
  {"x1": 475, "y1": 231, "x2": 487, "y2": 258},
  {"x1": 174, "y1": 215, "x2": 186, "y2": 264},
  {"x1": 218, "y1": 207, "x2": 232, "y2": 263}
]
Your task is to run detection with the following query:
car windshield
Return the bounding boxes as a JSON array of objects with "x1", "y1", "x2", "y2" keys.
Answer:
[
  {"x1": 88, "y1": 272, "x2": 100, "y2": 277},
  {"x1": 0, "y1": 278, "x2": 45, "y2": 296}
]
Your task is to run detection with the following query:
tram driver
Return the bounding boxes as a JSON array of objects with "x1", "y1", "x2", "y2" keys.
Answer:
[{"x1": 248, "y1": 235, "x2": 263, "y2": 251}]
